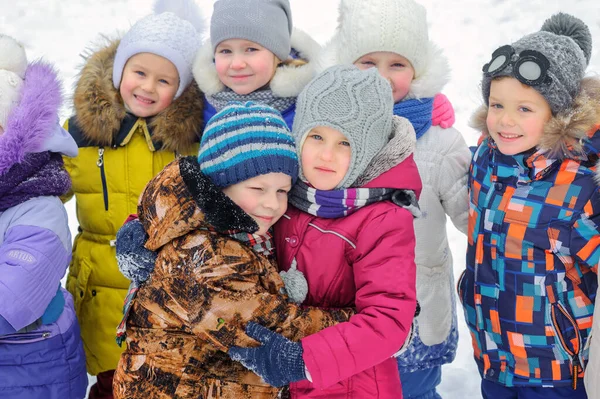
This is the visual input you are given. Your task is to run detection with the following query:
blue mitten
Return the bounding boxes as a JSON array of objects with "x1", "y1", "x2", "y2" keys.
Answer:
[
  {"x1": 229, "y1": 322, "x2": 307, "y2": 387},
  {"x1": 116, "y1": 219, "x2": 157, "y2": 285}
]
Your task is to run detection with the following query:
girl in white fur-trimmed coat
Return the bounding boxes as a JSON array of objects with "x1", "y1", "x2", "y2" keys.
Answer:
[
  {"x1": 193, "y1": 0, "x2": 320, "y2": 130},
  {"x1": 319, "y1": 0, "x2": 471, "y2": 397}
]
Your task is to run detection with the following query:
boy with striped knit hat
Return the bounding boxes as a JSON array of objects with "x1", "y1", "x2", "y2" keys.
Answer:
[{"x1": 113, "y1": 102, "x2": 352, "y2": 398}]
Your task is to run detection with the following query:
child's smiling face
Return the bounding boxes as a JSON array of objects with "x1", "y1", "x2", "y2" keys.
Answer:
[
  {"x1": 486, "y1": 77, "x2": 552, "y2": 155},
  {"x1": 214, "y1": 39, "x2": 279, "y2": 95},
  {"x1": 119, "y1": 53, "x2": 179, "y2": 117},
  {"x1": 222, "y1": 172, "x2": 291, "y2": 236},
  {"x1": 354, "y1": 51, "x2": 415, "y2": 103}
]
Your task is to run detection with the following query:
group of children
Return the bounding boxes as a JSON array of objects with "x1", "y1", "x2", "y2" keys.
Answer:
[{"x1": 1, "y1": 0, "x2": 599, "y2": 398}]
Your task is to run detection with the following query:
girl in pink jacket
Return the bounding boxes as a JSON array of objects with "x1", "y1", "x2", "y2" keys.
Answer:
[{"x1": 229, "y1": 64, "x2": 420, "y2": 398}]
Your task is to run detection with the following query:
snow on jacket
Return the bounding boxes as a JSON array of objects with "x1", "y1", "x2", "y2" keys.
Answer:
[
  {"x1": 275, "y1": 119, "x2": 421, "y2": 398},
  {"x1": 113, "y1": 157, "x2": 353, "y2": 399},
  {"x1": 61, "y1": 39, "x2": 203, "y2": 375},
  {"x1": 0, "y1": 62, "x2": 87, "y2": 398},
  {"x1": 460, "y1": 77, "x2": 600, "y2": 388},
  {"x1": 195, "y1": 28, "x2": 320, "y2": 130}
]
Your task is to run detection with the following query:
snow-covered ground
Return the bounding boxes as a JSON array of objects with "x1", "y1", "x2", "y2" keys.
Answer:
[{"x1": 2, "y1": 1, "x2": 599, "y2": 397}]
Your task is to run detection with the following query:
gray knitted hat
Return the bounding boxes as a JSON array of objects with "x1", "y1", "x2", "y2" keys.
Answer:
[
  {"x1": 482, "y1": 13, "x2": 592, "y2": 115},
  {"x1": 293, "y1": 65, "x2": 394, "y2": 189},
  {"x1": 112, "y1": 0, "x2": 204, "y2": 99},
  {"x1": 210, "y1": 0, "x2": 293, "y2": 61}
]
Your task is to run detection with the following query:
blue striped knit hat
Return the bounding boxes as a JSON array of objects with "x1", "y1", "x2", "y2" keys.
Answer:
[{"x1": 198, "y1": 101, "x2": 298, "y2": 188}]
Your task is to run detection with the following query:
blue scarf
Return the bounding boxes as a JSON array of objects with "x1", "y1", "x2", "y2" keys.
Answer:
[{"x1": 393, "y1": 98, "x2": 434, "y2": 140}]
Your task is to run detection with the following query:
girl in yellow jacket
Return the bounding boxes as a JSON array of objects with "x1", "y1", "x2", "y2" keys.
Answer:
[{"x1": 62, "y1": 1, "x2": 204, "y2": 395}]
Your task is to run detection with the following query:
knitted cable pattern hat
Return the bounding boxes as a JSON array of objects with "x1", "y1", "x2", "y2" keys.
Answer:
[
  {"x1": 210, "y1": 0, "x2": 293, "y2": 61},
  {"x1": 0, "y1": 35, "x2": 26, "y2": 131},
  {"x1": 292, "y1": 65, "x2": 394, "y2": 189},
  {"x1": 198, "y1": 101, "x2": 298, "y2": 188},
  {"x1": 333, "y1": 0, "x2": 429, "y2": 77},
  {"x1": 481, "y1": 13, "x2": 592, "y2": 115},
  {"x1": 112, "y1": 0, "x2": 205, "y2": 99}
]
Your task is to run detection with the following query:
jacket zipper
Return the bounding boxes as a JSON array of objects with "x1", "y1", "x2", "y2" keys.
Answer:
[
  {"x1": 550, "y1": 302, "x2": 582, "y2": 389},
  {"x1": 97, "y1": 147, "x2": 109, "y2": 211},
  {"x1": 456, "y1": 270, "x2": 467, "y2": 306},
  {"x1": 0, "y1": 331, "x2": 51, "y2": 344}
]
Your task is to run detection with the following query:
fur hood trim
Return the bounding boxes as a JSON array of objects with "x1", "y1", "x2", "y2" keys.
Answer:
[
  {"x1": 353, "y1": 115, "x2": 417, "y2": 186},
  {"x1": 0, "y1": 62, "x2": 62, "y2": 175},
  {"x1": 317, "y1": 39, "x2": 450, "y2": 99},
  {"x1": 193, "y1": 28, "x2": 321, "y2": 97},
  {"x1": 471, "y1": 77, "x2": 600, "y2": 160},
  {"x1": 72, "y1": 39, "x2": 203, "y2": 153}
]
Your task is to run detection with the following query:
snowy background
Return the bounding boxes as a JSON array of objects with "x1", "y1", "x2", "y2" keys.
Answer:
[{"x1": 2, "y1": 0, "x2": 599, "y2": 397}]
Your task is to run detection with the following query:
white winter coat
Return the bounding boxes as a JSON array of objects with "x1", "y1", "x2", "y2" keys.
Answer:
[{"x1": 412, "y1": 126, "x2": 470, "y2": 345}]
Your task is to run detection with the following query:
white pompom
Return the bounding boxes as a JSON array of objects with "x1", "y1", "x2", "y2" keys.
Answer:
[
  {"x1": 153, "y1": 0, "x2": 206, "y2": 33},
  {"x1": 0, "y1": 35, "x2": 27, "y2": 79},
  {"x1": 0, "y1": 70, "x2": 24, "y2": 131}
]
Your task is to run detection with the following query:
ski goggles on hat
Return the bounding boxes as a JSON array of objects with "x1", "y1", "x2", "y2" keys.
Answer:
[{"x1": 483, "y1": 45, "x2": 552, "y2": 86}]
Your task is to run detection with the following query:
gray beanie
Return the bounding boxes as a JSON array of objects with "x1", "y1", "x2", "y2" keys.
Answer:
[
  {"x1": 113, "y1": 0, "x2": 204, "y2": 99},
  {"x1": 210, "y1": 0, "x2": 293, "y2": 61},
  {"x1": 293, "y1": 65, "x2": 394, "y2": 189},
  {"x1": 482, "y1": 13, "x2": 592, "y2": 115}
]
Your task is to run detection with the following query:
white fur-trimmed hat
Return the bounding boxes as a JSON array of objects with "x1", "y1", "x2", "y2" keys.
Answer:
[
  {"x1": 112, "y1": 0, "x2": 205, "y2": 99},
  {"x1": 0, "y1": 35, "x2": 26, "y2": 130},
  {"x1": 319, "y1": 0, "x2": 449, "y2": 99}
]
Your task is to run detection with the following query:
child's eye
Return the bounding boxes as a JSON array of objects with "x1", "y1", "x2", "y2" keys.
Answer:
[
  {"x1": 277, "y1": 189, "x2": 289, "y2": 194},
  {"x1": 340, "y1": 141, "x2": 350, "y2": 147},
  {"x1": 519, "y1": 106, "x2": 531, "y2": 113},
  {"x1": 217, "y1": 49, "x2": 231, "y2": 54},
  {"x1": 159, "y1": 79, "x2": 170, "y2": 85},
  {"x1": 246, "y1": 47, "x2": 259, "y2": 52},
  {"x1": 360, "y1": 61, "x2": 375, "y2": 66},
  {"x1": 490, "y1": 103, "x2": 503, "y2": 109},
  {"x1": 309, "y1": 134, "x2": 323, "y2": 140},
  {"x1": 391, "y1": 63, "x2": 405, "y2": 68},
  {"x1": 250, "y1": 187, "x2": 263, "y2": 191},
  {"x1": 135, "y1": 71, "x2": 145, "y2": 77}
]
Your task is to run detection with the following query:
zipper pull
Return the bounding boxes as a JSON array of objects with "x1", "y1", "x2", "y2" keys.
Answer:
[
  {"x1": 572, "y1": 356, "x2": 580, "y2": 389},
  {"x1": 97, "y1": 147, "x2": 105, "y2": 167}
]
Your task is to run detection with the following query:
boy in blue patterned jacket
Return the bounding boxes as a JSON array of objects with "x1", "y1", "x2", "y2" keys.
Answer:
[{"x1": 460, "y1": 12, "x2": 600, "y2": 398}]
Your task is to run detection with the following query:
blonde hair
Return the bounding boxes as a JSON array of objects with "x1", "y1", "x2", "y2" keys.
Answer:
[{"x1": 280, "y1": 58, "x2": 308, "y2": 68}]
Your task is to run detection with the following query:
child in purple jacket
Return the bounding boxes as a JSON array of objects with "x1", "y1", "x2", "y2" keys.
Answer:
[{"x1": 0, "y1": 34, "x2": 87, "y2": 398}]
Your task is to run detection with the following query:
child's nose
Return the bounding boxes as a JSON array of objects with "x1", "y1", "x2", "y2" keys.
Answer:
[
  {"x1": 319, "y1": 147, "x2": 334, "y2": 161},
  {"x1": 499, "y1": 111, "x2": 516, "y2": 127},
  {"x1": 141, "y1": 80, "x2": 155, "y2": 93},
  {"x1": 263, "y1": 193, "x2": 279, "y2": 210},
  {"x1": 378, "y1": 68, "x2": 393, "y2": 86},
  {"x1": 231, "y1": 56, "x2": 247, "y2": 70}
]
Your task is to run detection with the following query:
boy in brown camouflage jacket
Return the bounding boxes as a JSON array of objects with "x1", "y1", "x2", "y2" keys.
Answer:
[{"x1": 112, "y1": 102, "x2": 352, "y2": 399}]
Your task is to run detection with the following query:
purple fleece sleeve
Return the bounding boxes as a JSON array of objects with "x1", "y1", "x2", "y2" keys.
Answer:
[{"x1": 0, "y1": 197, "x2": 71, "y2": 331}]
